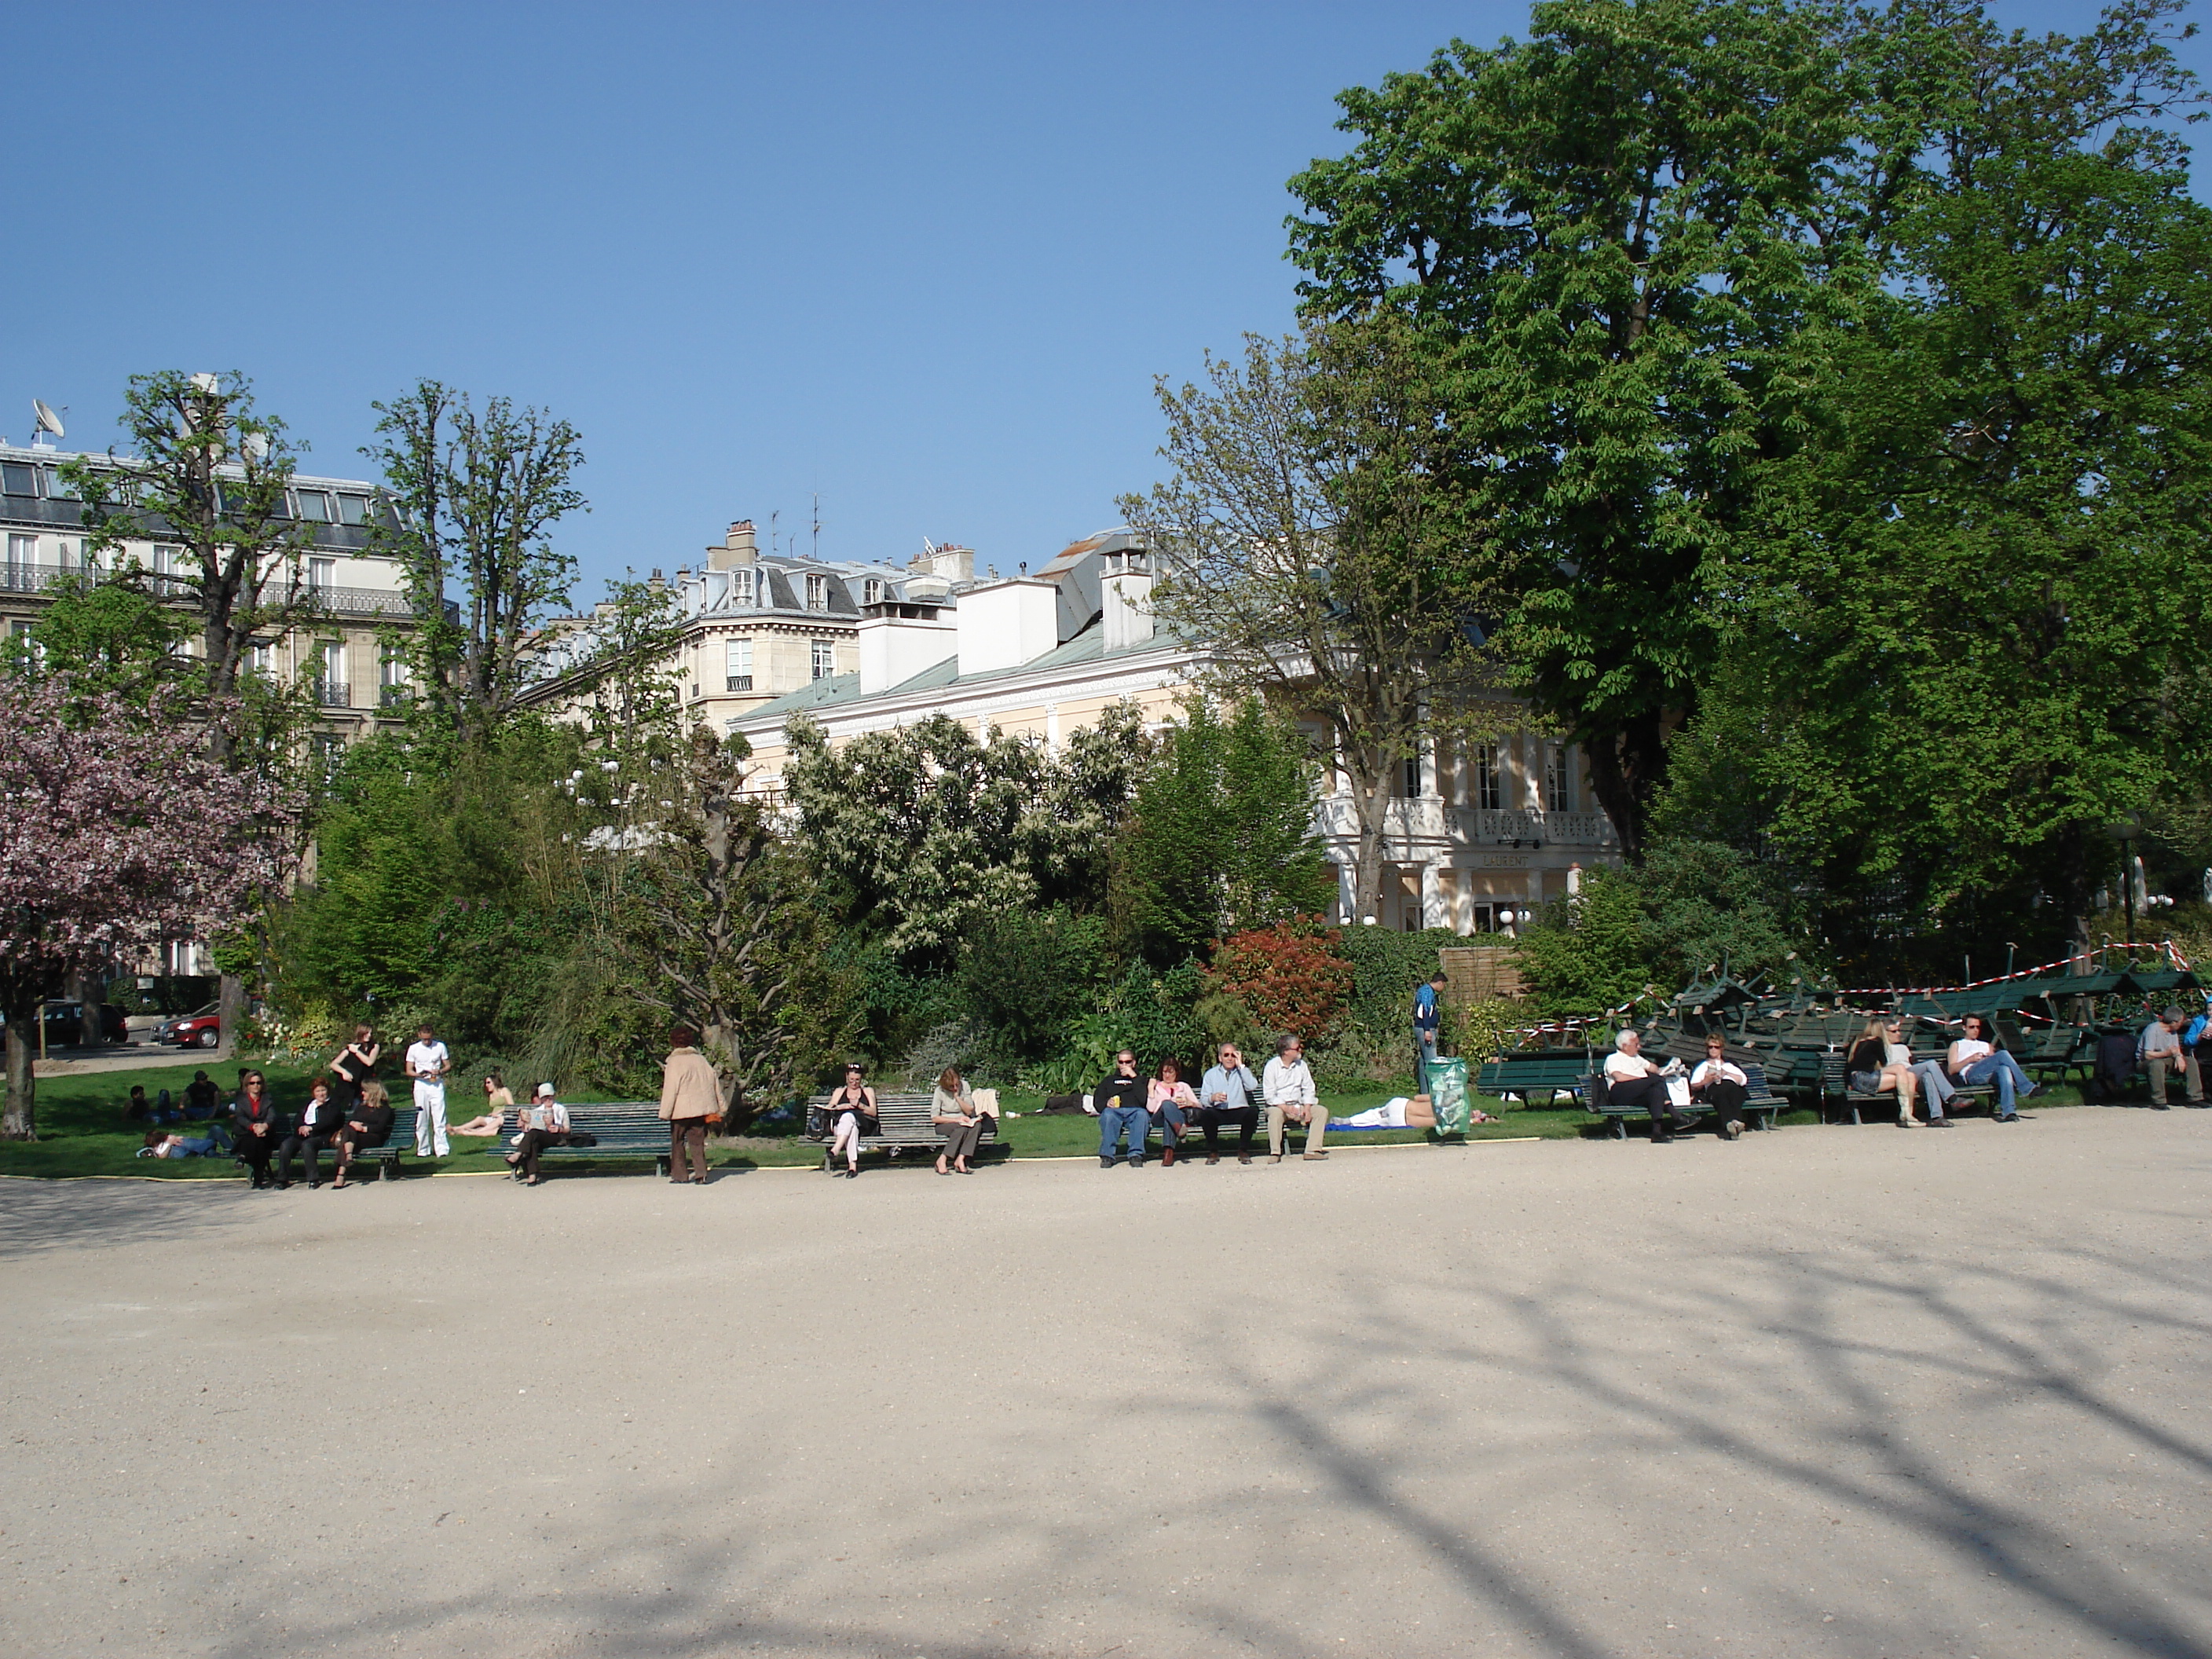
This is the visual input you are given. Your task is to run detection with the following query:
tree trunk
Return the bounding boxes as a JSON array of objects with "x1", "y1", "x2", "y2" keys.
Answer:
[
  {"x1": 1580, "y1": 708, "x2": 1675, "y2": 866},
  {"x1": 217, "y1": 972, "x2": 247, "y2": 1058},
  {"x1": 1347, "y1": 756, "x2": 1393, "y2": 926},
  {"x1": 3, "y1": 1002, "x2": 36, "y2": 1140},
  {"x1": 75, "y1": 968, "x2": 104, "y2": 1049}
]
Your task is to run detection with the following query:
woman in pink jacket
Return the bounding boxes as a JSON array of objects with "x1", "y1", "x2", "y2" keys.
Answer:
[{"x1": 659, "y1": 1026, "x2": 721, "y2": 1185}]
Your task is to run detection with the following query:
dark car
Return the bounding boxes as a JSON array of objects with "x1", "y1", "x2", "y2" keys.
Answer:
[
  {"x1": 0, "y1": 1002, "x2": 130, "y2": 1047},
  {"x1": 158, "y1": 1002, "x2": 224, "y2": 1049}
]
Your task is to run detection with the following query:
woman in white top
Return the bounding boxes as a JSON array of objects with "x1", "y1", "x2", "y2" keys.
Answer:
[
  {"x1": 1688, "y1": 1036, "x2": 1749, "y2": 1140},
  {"x1": 1603, "y1": 1029, "x2": 1692, "y2": 1144}
]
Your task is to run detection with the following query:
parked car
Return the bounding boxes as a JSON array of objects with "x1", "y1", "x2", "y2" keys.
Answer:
[
  {"x1": 157, "y1": 1002, "x2": 224, "y2": 1049},
  {"x1": 0, "y1": 1002, "x2": 130, "y2": 1047}
]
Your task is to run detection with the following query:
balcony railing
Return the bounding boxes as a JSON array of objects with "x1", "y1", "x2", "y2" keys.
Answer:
[
  {"x1": 310, "y1": 680, "x2": 351, "y2": 709},
  {"x1": 0, "y1": 562, "x2": 416, "y2": 618},
  {"x1": 378, "y1": 685, "x2": 409, "y2": 709},
  {"x1": 726, "y1": 674, "x2": 753, "y2": 692},
  {"x1": 0, "y1": 561, "x2": 98, "y2": 595}
]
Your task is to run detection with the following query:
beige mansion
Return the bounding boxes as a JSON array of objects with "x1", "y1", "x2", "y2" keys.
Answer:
[{"x1": 707, "y1": 523, "x2": 1621, "y2": 933}]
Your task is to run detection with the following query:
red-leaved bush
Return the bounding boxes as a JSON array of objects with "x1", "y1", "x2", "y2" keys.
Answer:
[{"x1": 1209, "y1": 917, "x2": 1353, "y2": 1038}]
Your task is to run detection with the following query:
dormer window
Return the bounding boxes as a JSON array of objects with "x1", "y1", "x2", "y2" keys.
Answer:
[
  {"x1": 805, "y1": 573, "x2": 830, "y2": 611},
  {"x1": 731, "y1": 568, "x2": 755, "y2": 608},
  {"x1": 862, "y1": 578, "x2": 885, "y2": 605}
]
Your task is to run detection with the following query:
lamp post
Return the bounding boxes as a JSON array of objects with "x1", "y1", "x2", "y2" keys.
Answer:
[{"x1": 2104, "y1": 816, "x2": 2143, "y2": 947}]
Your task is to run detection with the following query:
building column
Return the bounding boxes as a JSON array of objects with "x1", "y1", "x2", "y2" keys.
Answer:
[
  {"x1": 1045, "y1": 701, "x2": 1060, "y2": 753},
  {"x1": 1337, "y1": 860, "x2": 1358, "y2": 926},
  {"x1": 1420, "y1": 862, "x2": 1445, "y2": 930},
  {"x1": 1526, "y1": 868, "x2": 1546, "y2": 910}
]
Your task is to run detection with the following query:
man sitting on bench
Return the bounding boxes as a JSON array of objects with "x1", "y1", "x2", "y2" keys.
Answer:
[{"x1": 1605, "y1": 1029, "x2": 1696, "y2": 1144}]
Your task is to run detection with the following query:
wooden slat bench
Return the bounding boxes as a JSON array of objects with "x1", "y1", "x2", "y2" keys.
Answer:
[
  {"x1": 804, "y1": 1093, "x2": 1001, "y2": 1171},
  {"x1": 1998, "y1": 1021, "x2": 2093, "y2": 1087},
  {"x1": 1818, "y1": 1053, "x2": 1994, "y2": 1124},
  {"x1": 1578, "y1": 1062, "x2": 1786, "y2": 1139},
  {"x1": 482, "y1": 1104, "x2": 676, "y2": 1177},
  {"x1": 334, "y1": 1106, "x2": 418, "y2": 1181},
  {"x1": 1475, "y1": 1051, "x2": 1598, "y2": 1109}
]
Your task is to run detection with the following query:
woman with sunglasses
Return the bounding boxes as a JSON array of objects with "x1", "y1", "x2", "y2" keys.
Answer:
[
  {"x1": 1847, "y1": 1017, "x2": 1923, "y2": 1126},
  {"x1": 826, "y1": 1063, "x2": 877, "y2": 1178}
]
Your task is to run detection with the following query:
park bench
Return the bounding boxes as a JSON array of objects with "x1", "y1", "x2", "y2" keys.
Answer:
[
  {"x1": 1578, "y1": 1061, "x2": 1786, "y2": 1139},
  {"x1": 338, "y1": 1105, "x2": 419, "y2": 1181},
  {"x1": 485, "y1": 1104, "x2": 676, "y2": 1177},
  {"x1": 1817, "y1": 1053, "x2": 1994, "y2": 1124},
  {"x1": 804, "y1": 1092, "x2": 1001, "y2": 1171},
  {"x1": 1475, "y1": 1050, "x2": 1598, "y2": 1108},
  {"x1": 1997, "y1": 1020, "x2": 2093, "y2": 1087}
]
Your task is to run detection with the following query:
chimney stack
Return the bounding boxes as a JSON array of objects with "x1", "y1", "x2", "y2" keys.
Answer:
[
  {"x1": 1101, "y1": 544, "x2": 1154, "y2": 652},
  {"x1": 710, "y1": 519, "x2": 759, "y2": 571}
]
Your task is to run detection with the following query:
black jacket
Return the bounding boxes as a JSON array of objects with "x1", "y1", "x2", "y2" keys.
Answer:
[
  {"x1": 1093, "y1": 1071, "x2": 1147, "y2": 1115},
  {"x1": 233, "y1": 1094, "x2": 291, "y2": 1148},
  {"x1": 342, "y1": 1103, "x2": 395, "y2": 1148},
  {"x1": 1846, "y1": 1038, "x2": 1889, "y2": 1077}
]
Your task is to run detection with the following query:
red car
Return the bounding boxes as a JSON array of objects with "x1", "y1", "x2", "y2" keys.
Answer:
[{"x1": 158, "y1": 1002, "x2": 223, "y2": 1048}]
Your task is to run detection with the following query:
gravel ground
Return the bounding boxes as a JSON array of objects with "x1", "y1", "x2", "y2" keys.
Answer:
[{"x1": 2, "y1": 1108, "x2": 2207, "y2": 1659}]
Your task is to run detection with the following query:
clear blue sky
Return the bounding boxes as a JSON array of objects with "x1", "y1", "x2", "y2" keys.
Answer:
[{"x1": 14, "y1": 2, "x2": 2198, "y2": 599}]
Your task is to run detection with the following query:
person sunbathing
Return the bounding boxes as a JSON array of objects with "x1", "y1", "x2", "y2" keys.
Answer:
[
  {"x1": 450, "y1": 1071, "x2": 515, "y2": 1138},
  {"x1": 137, "y1": 1127, "x2": 232, "y2": 1159}
]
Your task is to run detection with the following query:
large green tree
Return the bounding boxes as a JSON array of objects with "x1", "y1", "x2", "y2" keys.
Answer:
[
  {"x1": 1671, "y1": 0, "x2": 2212, "y2": 961},
  {"x1": 1285, "y1": 0, "x2": 1887, "y2": 858}
]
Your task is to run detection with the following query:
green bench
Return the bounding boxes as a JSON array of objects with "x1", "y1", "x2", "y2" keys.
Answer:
[
  {"x1": 804, "y1": 1092, "x2": 1000, "y2": 1170},
  {"x1": 1998, "y1": 1020, "x2": 2092, "y2": 1086},
  {"x1": 1579, "y1": 1061, "x2": 1787, "y2": 1138},
  {"x1": 1818, "y1": 1053, "x2": 1994, "y2": 1124},
  {"x1": 338, "y1": 1105, "x2": 419, "y2": 1181},
  {"x1": 1474, "y1": 1051, "x2": 1599, "y2": 1108},
  {"x1": 485, "y1": 1104, "x2": 676, "y2": 1177}
]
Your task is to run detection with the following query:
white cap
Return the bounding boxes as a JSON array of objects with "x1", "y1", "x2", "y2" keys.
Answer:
[{"x1": 535, "y1": 1082, "x2": 556, "y2": 1098}]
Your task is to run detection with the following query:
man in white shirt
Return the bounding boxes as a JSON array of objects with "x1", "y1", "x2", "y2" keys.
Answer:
[
  {"x1": 1262, "y1": 1034, "x2": 1325, "y2": 1162},
  {"x1": 404, "y1": 1023, "x2": 452, "y2": 1157},
  {"x1": 1604, "y1": 1028, "x2": 1693, "y2": 1144}
]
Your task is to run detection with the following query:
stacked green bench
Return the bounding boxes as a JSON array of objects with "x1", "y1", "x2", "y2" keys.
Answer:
[
  {"x1": 1818, "y1": 1053, "x2": 1994, "y2": 1124},
  {"x1": 804, "y1": 1092, "x2": 1000, "y2": 1170},
  {"x1": 485, "y1": 1104, "x2": 676, "y2": 1177},
  {"x1": 1998, "y1": 1020, "x2": 2092, "y2": 1087},
  {"x1": 1578, "y1": 1061, "x2": 1787, "y2": 1138},
  {"x1": 1474, "y1": 1051, "x2": 1598, "y2": 1108},
  {"x1": 335, "y1": 1105, "x2": 418, "y2": 1181}
]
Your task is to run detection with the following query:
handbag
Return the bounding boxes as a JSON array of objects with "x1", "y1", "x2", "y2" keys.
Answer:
[{"x1": 566, "y1": 1130, "x2": 599, "y2": 1148}]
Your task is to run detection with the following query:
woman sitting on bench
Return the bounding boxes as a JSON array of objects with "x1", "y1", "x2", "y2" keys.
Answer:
[
  {"x1": 1605, "y1": 1029, "x2": 1695, "y2": 1144},
  {"x1": 333, "y1": 1080, "x2": 395, "y2": 1188},
  {"x1": 1847, "y1": 1018, "x2": 1923, "y2": 1127},
  {"x1": 826, "y1": 1064, "x2": 877, "y2": 1179},
  {"x1": 1689, "y1": 1037, "x2": 1749, "y2": 1139}
]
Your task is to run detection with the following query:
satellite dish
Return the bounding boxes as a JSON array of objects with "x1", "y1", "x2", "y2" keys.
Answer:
[
  {"x1": 242, "y1": 432, "x2": 270, "y2": 463},
  {"x1": 189, "y1": 372, "x2": 219, "y2": 394},
  {"x1": 31, "y1": 401, "x2": 63, "y2": 439}
]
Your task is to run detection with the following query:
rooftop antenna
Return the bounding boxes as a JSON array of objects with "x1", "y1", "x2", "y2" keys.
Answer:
[
  {"x1": 31, "y1": 401, "x2": 64, "y2": 449},
  {"x1": 811, "y1": 492, "x2": 821, "y2": 562}
]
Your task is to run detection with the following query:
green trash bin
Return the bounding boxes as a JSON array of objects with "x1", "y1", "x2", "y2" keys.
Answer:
[{"x1": 1429, "y1": 1057, "x2": 1470, "y2": 1135}]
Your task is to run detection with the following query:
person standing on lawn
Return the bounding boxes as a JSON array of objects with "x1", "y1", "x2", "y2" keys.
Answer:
[
  {"x1": 1198, "y1": 1042, "x2": 1261, "y2": 1165},
  {"x1": 1096, "y1": 1050, "x2": 1149, "y2": 1168},
  {"x1": 1263, "y1": 1033, "x2": 1325, "y2": 1163},
  {"x1": 659, "y1": 1026, "x2": 719, "y2": 1185},
  {"x1": 327, "y1": 1025, "x2": 380, "y2": 1110},
  {"x1": 404, "y1": 1023, "x2": 452, "y2": 1157},
  {"x1": 1413, "y1": 970, "x2": 1446, "y2": 1092}
]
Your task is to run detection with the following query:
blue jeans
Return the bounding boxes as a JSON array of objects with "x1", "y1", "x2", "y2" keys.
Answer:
[
  {"x1": 1148, "y1": 1104, "x2": 1185, "y2": 1149},
  {"x1": 1099, "y1": 1104, "x2": 1148, "y2": 1163},
  {"x1": 1415, "y1": 1031, "x2": 1439, "y2": 1089},
  {"x1": 1911, "y1": 1060, "x2": 1953, "y2": 1116},
  {"x1": 1964, "y1": 1053, "x2": 2036, "y2": 1116}
]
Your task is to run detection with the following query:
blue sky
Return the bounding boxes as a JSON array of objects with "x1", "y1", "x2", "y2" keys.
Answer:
[{"x1": 14, "y1": 1, "x2": 2200, "y2": 598}]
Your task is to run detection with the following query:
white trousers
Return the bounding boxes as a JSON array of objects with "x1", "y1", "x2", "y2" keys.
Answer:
[{"x1": 413, "y1": 1081, "x2": 449, "y2": 1156}]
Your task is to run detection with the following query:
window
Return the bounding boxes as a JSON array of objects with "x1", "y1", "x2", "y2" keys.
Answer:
[
  {"x1": 42, "y1": 466, "x2": 76, "y2": 500},
  {"x1": 1544, "y1": 747, "x2": 1571, "y2": 811},
  {"x1": 379, "y1": 643, "x2": 408, "y2": 707},
  {"x1": 247, "y1": 639, "x2": 276, "y2": 675},
  {"x1": 336, "y1": 493, "x2": 370, "y2": 526},
  {"x1": 730, "y1": 568, "x2": 756, "y2": 608},
  {"x1": 1473, "y1": 742, "x2": 1501, "y2": 811},
  {"x1": 862, "y1": 577, "x2": 885, "y2": 605},
  {"x1": 309, "y1": 557, "x2": 336, "y2": 595},
  {"x1": 0, "y1": 462, "x2": 35, "y2": 496},
  {"x1": 805, "y1": 573, "x2": 829, "y2": 611},
  {"x1": 313, "y1": 640, "x2": 347, "y2": 706},
  {"x1": 309, "y1": 731, "x2": 346, "y2": 787},
  {"x1": 5, "y1": 534, "x2": 35, "y2": 592},
  {"x1": 725, "y1": 638, "x2": 753, "y2": 691},
  {"x1": 151, "y1": 544, "x2": 184, "y2": 594},
  {"x1": 294, "y1": 489, "x2": 331, "y2": 522},
  {"x1": 1402, "y1": 752, "x2": 1423, "y2": 798},
  {"x1": 810, "y1": 638, "x2": 835, "y2": 680},
  {"x1": 9, "y1": 619, "x2": 39, "y2": 671}
]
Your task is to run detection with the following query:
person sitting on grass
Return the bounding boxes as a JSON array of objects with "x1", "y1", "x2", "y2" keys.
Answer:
[
  {"x1": 183, "y1": 1070, "x2": 220, "y2": 1119},
  {"x1": 450, "y1": 1071, "x2": 515, "y2": 1138},
  {"x1": 1846, "y1": 1019, "x2": 1923, "y2": 1128},
  {"x1": 1147, "y1": 1057, "x2": 1199, "y2": 1167},
  {"x1": 137, "y1": 1126, "x2": 233, "y2": 1159},
  {"x1": 1603, "y1": 1028, "x2": 1695, "y2": 1144},
  {"x1": 125, "y1": 1085, "x2": 151, "y2": 1122},
  {"x1": 332, "y1": 1080, "x2": 395, "y2": 1189}
]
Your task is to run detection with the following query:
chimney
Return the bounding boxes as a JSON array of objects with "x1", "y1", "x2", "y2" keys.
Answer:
[
  {"x1": 709, "y1": 519, "x2": 758, "y2": 572},
  {"x1": 957, "y1": 579, "x2": 1058, "y2": 676},
  {"x1": 858, "y1": 602, "x2": 957, "y2": 696},
  {"x1": 1101, "y1": 544, "x2": 1153, "y2": 651}
]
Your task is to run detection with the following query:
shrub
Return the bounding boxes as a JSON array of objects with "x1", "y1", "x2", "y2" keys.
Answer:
[{"x1": 1210, "y1": 918, "x2": 1353, "y2": 1039}]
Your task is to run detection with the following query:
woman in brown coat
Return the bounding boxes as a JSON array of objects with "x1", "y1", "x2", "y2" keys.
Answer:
[{"x1": 659, "y1": 1026, "x2": 720, "y2": 1185}]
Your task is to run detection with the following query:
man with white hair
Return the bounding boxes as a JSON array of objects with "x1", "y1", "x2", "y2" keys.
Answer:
[{"x1": 1602, "y1": 1028, "x2": 1695, "y2": 1144}]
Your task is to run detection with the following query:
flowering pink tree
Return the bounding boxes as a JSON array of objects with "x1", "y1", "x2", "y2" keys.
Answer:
[{"x1": 0, "y1": 677, "x2": 300, "y2": 1139}]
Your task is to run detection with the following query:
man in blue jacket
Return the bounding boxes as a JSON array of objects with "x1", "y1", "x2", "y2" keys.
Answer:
[{"x1": 1413, "y1": 970, "x2": 1447, "y2": 1090}]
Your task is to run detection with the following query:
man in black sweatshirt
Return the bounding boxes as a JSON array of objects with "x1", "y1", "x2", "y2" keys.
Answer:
[{"x1": 1096, "y1": 1050, "x2": 1149, "y2": 1168}]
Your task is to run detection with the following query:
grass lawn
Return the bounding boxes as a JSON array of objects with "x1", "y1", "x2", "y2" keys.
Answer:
[{"x1": 0, "y1": 1059, "x2": 2100, "y2": 1181}]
